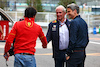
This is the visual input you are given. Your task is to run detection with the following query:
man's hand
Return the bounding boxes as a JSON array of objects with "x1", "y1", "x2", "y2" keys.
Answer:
[
  {"x1": 3, "y1": 52, "x2": 10, "y2": 61},
  {"x1": 42, "y1": 45, "x2": 47, "y2": 48},
  {"x1": 66, "y1": 56, "x2": 70, "y2": 60}
]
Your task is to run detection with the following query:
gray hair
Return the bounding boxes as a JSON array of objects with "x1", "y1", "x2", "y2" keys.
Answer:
[
  {"x1": 55, "y1": 5, "x2": 66, "y2": 12},
  {"x1": 67, "y1": 3, "x2": 79, "y2": 14}
]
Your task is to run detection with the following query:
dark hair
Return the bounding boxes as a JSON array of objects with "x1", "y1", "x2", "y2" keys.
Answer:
[
  {"x1": 67, "y1": 3, "x2": 79, "y2": 14},
  {"x1": 24, "y1": 7, "x2": 37, "y2": 18}
]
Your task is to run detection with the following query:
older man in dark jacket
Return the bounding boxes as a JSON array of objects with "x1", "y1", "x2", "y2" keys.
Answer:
[{"x1": 46, "y1": 5, "x2": 70, "y2": 67}]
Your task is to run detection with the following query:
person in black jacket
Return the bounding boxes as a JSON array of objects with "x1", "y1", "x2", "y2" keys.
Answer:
[
  {"x1": 46, "y1": 5, "x2": 70, "y2": 67},
  {"x1": 66, "y1": 3, "x2": 89, "y2": 67}
]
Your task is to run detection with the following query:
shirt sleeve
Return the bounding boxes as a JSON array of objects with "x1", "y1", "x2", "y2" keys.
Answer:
[
  {"x1": 38, "y1": 26, "x2": 47, "y2": 47},
  {"x1": 4, "y1": 22, "x2": 17, "y2": 53}
]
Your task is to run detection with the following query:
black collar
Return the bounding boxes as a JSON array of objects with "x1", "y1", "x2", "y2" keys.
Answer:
[{"x1": 74, "y1": 15, "x2": 80, "y2": 19}]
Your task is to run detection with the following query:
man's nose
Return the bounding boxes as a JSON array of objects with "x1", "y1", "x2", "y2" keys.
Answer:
[{"x1": 67, "y1": 13, "x2": 68, "y2": 15}]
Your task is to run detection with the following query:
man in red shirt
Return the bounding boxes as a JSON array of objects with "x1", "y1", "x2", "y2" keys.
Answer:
[{"x1": 4, "y1": 7, "x2": 47, "y2": 67}]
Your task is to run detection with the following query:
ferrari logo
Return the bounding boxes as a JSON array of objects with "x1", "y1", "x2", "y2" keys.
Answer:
[
  {"x1": 25, "y1": 21, "x2": 33, "y2": 28},
  {"x1": 28, "y1": 22, "x2": 31, "y2": 26}
]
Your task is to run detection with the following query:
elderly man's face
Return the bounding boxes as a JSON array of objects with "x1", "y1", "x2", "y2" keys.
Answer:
[{"x1": 56, "y1": 8, "x2": 66, "y2": 21}]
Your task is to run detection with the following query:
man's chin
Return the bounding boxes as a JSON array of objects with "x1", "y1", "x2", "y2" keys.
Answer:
[
  {"x1": 68, "y1": 16, "x2": 71, "y2": 19},
  {"x1": 57, "y1": 18, "x2": 61, "y2": 20}
]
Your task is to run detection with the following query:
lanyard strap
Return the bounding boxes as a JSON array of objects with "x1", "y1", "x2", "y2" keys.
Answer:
[{"x1": 6, "y1": 60, "x2": 8, "y2": 67}]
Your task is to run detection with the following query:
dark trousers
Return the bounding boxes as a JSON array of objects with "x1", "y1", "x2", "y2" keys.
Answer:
[
  {"x1": 54, "y1": 50, "x2": 67, "y2": 67},
  {"x1": 67, "y1": 51, "x2": 86, "y2": 67}
]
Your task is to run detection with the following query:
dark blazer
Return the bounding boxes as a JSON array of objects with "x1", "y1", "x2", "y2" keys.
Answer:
[
  {"x1": 46, "y1": 19, "x2": 70, "y2": 58},
  {"x1": 67, "y1": 15, "x2": 89, "y2": 56}
]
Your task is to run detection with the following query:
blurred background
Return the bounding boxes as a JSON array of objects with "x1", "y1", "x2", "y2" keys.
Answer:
[
  {"x1": 0, "y1": 0, "x2": 100, "y2": 34},
  {"x1": 0, "y1": 1, "x2": 100, "y2": 67}
]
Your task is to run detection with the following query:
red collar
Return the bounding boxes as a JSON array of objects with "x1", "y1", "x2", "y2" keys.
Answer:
[
  {"x1": 24, "y1": 17, "x2": 35, "y2": 28},
  {"x1": 24, "y1": 17, "x2": 35, "y2": 22}
]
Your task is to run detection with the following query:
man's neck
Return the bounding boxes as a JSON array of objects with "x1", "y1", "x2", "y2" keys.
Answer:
[
  {"x1": 59, "y1": 18, "x2": 65, "y2": 23},
  {"x1": 73, "y1": 14, "x2": 79, "y2": 19}
]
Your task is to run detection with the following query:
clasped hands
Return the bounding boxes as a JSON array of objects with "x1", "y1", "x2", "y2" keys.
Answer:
[{"x1": 42, "y1": 44, "x2": 47, "y2": 48}]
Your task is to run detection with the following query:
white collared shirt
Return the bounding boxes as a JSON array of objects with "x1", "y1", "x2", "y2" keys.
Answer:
[{"x1": 59, "y1": 19, "x2": 69, "y2": 50}]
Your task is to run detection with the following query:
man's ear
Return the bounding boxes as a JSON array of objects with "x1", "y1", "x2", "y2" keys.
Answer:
[
  {"x1": 74, "y1": 9, "x2": 77, "y2": 14},
  {"x1": 33, "y1": 15, "x2": 36, "y2": 18}
]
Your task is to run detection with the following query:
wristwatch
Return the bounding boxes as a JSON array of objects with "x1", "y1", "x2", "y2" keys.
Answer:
[{"x1": 65, "y1": 54, "x2": 68, "y2": 57}]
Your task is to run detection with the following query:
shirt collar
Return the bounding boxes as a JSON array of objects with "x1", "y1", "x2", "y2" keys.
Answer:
[
  {"x1": 74, "y1": 15, "x2": 80, "y2": 19},
  {"x1": 59, "y1": 18, "x2": 66, "y2": 25},
  {"x1": 24, "y1": 17, "x2": 35, "y2": 22}
]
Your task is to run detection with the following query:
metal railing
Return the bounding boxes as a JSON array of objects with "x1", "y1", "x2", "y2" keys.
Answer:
[{"x1": 5, "y1": 11, "x2": 100, "y2": 33}]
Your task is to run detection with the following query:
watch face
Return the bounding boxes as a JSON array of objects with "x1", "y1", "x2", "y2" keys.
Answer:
[{"x1": 65, "y1": 54, "x2": 68, "y2": 57}]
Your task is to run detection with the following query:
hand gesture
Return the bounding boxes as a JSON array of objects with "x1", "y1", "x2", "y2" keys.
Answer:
[
  {"x1": 3, "y1": 52, "x2": 10, "y2": 61},
  {"x1": 66, "y1": 56, "x2": 70, "y2": 60},
  {"x1": 42, "y1": 45, "x2": 47, "y2": 48}
]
